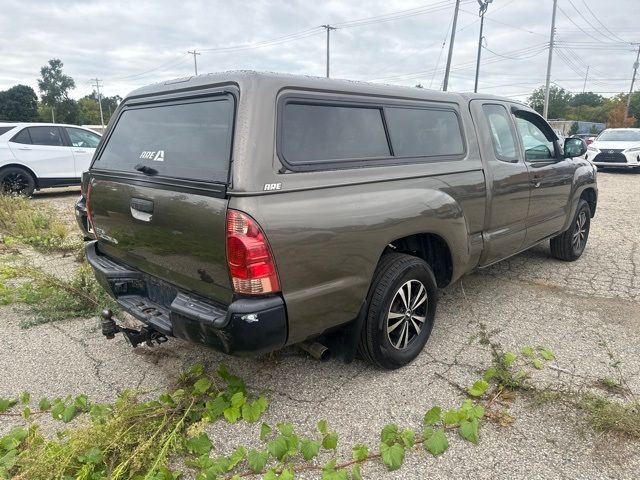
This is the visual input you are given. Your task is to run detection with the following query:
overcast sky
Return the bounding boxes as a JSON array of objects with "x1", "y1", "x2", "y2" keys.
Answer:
[{"x1": 1, "y1": 0, "x2": 638, "y2": 102}]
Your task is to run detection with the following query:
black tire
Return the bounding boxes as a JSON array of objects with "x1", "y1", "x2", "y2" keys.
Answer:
[
  {"x1": 550, "y1": 199, "x2": 591, "y2": 261},
  {"x1": 358, "y1": 253, "x2": 437, "y2": 369},
  {"x1": 0, "y1": 167, "x2": 36, "y2": 196}
]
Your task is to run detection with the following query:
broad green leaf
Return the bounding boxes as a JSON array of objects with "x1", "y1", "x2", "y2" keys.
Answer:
[
  {"x1": 263, "y1": 469, "x2": 279, "y2": 480},
  {"x1": 19, "y1": 392, "x2": 30, "y2": 405},
  {"x1": 380, "y1": 442, "x2": 405, "y2": 471},
  {"x1": 424, "y1": 427, "x2": 449, "y2": 456},
  {"x1": 242, "y1": 397, "x2": 268, "y2": 423},
  {"x1": 300, "y1": 438, "x2": 321, "y2": 460},
  {"x1": 206, "y1": 395, "x2": 228, "y2": 419},
  {"x1": 277, "y1": 422, "x2": 294, "y2": 437},
  {"x1": 443, "y1": 409, "x2": 460, "y2": 425},
  {"x1": 468, "y1": 379, "x2": 489, "y2": 397},
  {"x1": 380, "y1": 424, "x2": 398, "y2": 445},
  {"x1": 38, "y1": 398, "x2": 51, "y2": 411},
  {"x1": 62, "y1": 405, "x2": 77, "y2": 423},
  {"x1": 470, "y1": 404, "x2": 485, "y2": 420},
  {"x1": 227, "y1": 446, "x2": 247, "y2": 470},
  {"x1": 268, "y1": 436, "x2": 288, "y2": 461},
  {"x1": 186, "y1": 432, "x2": 212, "y2": 455},
  {"x1": 322, "y1": 431, "x2": 338, "y2": 450},
  {"x1": 317, "y1": 419, "x2": 328, "y2": 435},
  {"x1": 352, "y1": 443, "x2": 369, "y2": 462},
  {"x1": 539, "y1": 347, "x2": 555, "y2": 361},
  {"x1": 193, "y1": 378, "x2": 212, "y2": 395},
  {"x1": 188, "y1": 364, "x2": 205, "y2": 377},
  {"x1": 74, "y1": 394, "x2": 89, "y2": 411},
  {"x1": 22, "y1": 407, "x2": 30, "y2": 420},
  {"x1": 284, "y1": 433, "x2": 299, "y2": 454},
  {"x1": 279, "y1": 467, "x2": 295, "y2": 480},
  {"x1": 483, "y1": 367, "x2": 497, "y2": 381},
  {"x1": 351, "y1": 464, "x2": 363, "y2": 480},
  {"x1": 247, "y1": 449, "x2": 269, "y2": 473},
  {"x1": 260, "y1": 422, "x2": 272, "y2": 441},
  {"x1": 459, "y1": 418, "x2": 480, "y2": 444},
  {"x1": 423, "y1": 406, "x2": 442, "y2": 425},
  {"x1": 533, "y1": 359, "x2": 543, "y2": 370},
  {"x1": 223, "y1": 405, "x2": 241, "y2": 423},
  {"x1": 89, "y1": 404, "x2": 112, "y2": 424},
  {"x1": 503, "y1": 352, "x2": 517, "y2": 367},
  {"x1": 520, "y1": 346, "x2": 535, "y2": 358},
  {"x1": 400, "y1": 429, "x2": 415, "y2": 448},
  {"x1": 78, "y1": 446, "x2": 104, "y2": 464},
  {"x1": 0, "y1": 398, "x2": 16, "y2": 412},
  {"x1": 230, "y1": 391, "x2": 246, "y2": 409}
]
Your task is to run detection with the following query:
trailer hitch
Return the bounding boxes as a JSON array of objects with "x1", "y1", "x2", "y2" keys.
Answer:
[{"x1": 101, "y1": 309, "x2": 168, "y2": 348}]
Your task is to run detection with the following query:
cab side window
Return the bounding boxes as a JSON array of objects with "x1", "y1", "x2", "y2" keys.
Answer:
[
  {"x1": 482, "y1": 104, "x2": 518, "y2": 162},
  {"x1": 514, "y1": 116, "x2": 555, "y2": 161},
  {"x1": 11, "y1": 128, "x2": 32, "y2": 144}
]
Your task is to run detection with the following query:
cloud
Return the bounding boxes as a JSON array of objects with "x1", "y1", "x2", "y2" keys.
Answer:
[{"x1": 1, "y1": 0, "x2": 637, "y2": 102}]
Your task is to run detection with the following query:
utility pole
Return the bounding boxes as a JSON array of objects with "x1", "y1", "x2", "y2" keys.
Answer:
[
  {"x1": 443, "y1": 0, "x2": 461, "y2": 92},
  {"x1": 582, "y1": 65, "x2": 589, "y2": 93},
  {"x1": 474, "y1": 0, "x2": 493, "y2": 93},
  {"x1": 625, "y1": 44, "x2": 640, "y2": 118},
  {"x1": 187, "y1": 50, "x2": 201, "y2": 75},
  {"x1": 91, "y1": 78, "x2": 105, "y2": 129},
  {"x1": 321, "y1": 25, "x2": 336, "y2": 78},
  {"x1": 543, "y1": 0, "x2": 558, "y2": 119}
]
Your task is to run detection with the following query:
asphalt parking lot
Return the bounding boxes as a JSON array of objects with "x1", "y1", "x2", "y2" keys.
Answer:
[{"x1": 1, "y1": 171, "x2": 639, "y2": 479}]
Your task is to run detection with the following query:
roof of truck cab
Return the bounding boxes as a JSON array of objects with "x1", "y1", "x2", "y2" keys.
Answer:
[{"x1": 124, "y1": 70, "x2": 518, "y2": 105}]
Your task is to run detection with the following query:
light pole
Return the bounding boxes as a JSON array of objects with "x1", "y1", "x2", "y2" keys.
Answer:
[{"x1": 474, "y1": 0, "x2": 492, "y2": 93}]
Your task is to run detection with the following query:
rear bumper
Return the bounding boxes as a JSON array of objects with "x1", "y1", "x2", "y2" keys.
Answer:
[{"x1": 84, "y1": 241, "x2": 287, "y2": 355}]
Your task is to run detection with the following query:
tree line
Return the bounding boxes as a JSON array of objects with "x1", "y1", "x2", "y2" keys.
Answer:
[
  {"x1": 528, "y1": 85, "x2": 639, "y2": 128},
  {"x1": 0, "y1": 59, "x2": 120, "y2": 125}
]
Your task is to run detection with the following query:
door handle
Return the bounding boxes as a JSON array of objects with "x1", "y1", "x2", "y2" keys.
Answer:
[
  {"x1": 74, "y1": 149, "x2": 88, "y2": 153},
  {"x1": 18, "y1": 147, "x2": 31, "y2": 150},
  {"x1": 130, "y1": 198, "x2": 154, "y2": 222},
  {"x1": 530, "y1": 176, "x2": 541, "y2": 188}
]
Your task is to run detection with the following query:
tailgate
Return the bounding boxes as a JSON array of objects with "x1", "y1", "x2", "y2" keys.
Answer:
[{"x1": 88, "y1": 92, "x2": 235, "y2": 305}]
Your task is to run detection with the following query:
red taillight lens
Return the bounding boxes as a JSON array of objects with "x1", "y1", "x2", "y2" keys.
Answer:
[
  {"x1": 226, "y1": 209, "x2": 280, "y2": 295},
  {"x1": 85, "y1": 182, "x2": 97, "y2": 239}
]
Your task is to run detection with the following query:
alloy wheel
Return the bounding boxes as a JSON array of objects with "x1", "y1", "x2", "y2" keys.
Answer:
[
  {"x1": 1, "y1": 172, "x2": 29, "y2": 195},
  {"x1": 386, "y1": 279, "x2": 428, "y2": 350},
  {"x1": 572, "y1": 210, "x2": 587, "y2": 251}
]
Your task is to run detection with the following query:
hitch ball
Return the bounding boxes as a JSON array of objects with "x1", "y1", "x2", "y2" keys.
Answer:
[{"x1": 101, "y1": 309, "x2": 118, "y2": 339}]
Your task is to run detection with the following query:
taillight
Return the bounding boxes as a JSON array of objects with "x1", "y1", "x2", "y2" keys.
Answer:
[
  {"x1": 85, "y1": 182, "x2": 97, "y2": 239},
  {"x1": 226, "y1": 209, "x2": 280, "y2": 295}
]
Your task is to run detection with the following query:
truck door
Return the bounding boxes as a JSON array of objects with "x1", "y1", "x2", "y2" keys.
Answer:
[
  {"x1": 470, "y1": 101, "x2": 531, "y2": 266},
  {"x1": 511, "y1": 109, "x2": 574, "y2": 246}
]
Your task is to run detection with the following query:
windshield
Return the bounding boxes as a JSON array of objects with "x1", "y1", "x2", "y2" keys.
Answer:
[{"x1": 597, "y1": 130, "x2": 640, "y2": 142}]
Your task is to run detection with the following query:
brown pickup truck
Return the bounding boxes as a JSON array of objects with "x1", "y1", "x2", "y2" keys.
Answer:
[{"x1": 77, "y1": 71, "x2": 596, "y2": 369}]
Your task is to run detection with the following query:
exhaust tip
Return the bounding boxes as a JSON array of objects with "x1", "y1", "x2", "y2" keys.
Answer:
[{"x1": 299, "y1": 341, "x2": 331, "y2": 362}]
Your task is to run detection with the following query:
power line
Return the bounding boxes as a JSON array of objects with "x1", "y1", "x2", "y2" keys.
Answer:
[
  {"x1": 580, "y1": 0, "x2": 632, "y2": 44},
  {"x1": 90, "y1": 78, "x2": 105, "y2": 128},
  {"x1": 543, "y1": 0, "x2": 558, "y2": 118}
]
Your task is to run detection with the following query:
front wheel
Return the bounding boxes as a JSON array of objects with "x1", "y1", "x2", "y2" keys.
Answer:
[
  {"x1": 550, "y1": 199, "x2": 591, "y2": 261},
  {"x1": 358, "y1": 253, "x2": 437, "y2": 369}
]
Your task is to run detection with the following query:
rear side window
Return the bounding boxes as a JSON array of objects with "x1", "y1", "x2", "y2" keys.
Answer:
[
  {"x1": 10, "y1": 128, "x2": 31, "y2": 144},
  {"x1": 28, "y1": 126, "x2": 64, "y2": 146},
  {"x1": 94, "y1": 96, "x2": 234, "y2": 183},
  {"x1": 482, "y1": 104, "x2": 518, "y2": 161},
  {"x1": 385, "y1": 107, "x2": 464, "y2": 157},
  {"x1": 66, "y1": 127, "x2": 101, "y2": 148},
  {"x1": 0, "y1": 126, "x2": 15, "y2": 136},
  {"x1": 281, "y1": 103, "x2": 390, "y2": 164}
]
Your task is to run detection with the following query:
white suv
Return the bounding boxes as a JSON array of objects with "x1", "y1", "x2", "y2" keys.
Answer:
[
  {"x1": 0, "y1": 123, "x2": 101, "y2": 196},
  {"x1": 585, "y1": 128, "x2": 640, "y2": 171}
]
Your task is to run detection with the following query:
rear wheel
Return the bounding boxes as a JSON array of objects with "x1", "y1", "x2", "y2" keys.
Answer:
[
  {"x1": 0, "y1": 167, "x2": 36, "y2": 196},
  {"x1": 550, "y1": 199, "x2": 591, "y2": 261},
  {"x1": 358, "y1": 253, "x2": 437, "y2": 369}
]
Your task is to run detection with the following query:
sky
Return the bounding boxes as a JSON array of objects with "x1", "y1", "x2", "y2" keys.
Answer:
[{"x1": 0, "y1": 0, "x2": 638, "y2": 103}]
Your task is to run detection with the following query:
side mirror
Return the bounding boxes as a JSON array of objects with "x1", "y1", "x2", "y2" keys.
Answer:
[{"x1": 563, "y1": 137, "x2": 586, "y2": 158}]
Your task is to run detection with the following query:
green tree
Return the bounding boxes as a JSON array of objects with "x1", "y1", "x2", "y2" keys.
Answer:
[
  {"x1": 37, "y1": 59, "x2": 76, "y2": 122},
  {"x1": 528, "y1": 85, "x2": 573, "y2": 119},
  {"x1": 78, "y1": 97, "x2": 101, "y2": 124},
  {"x1": 55, "y1": 98, "x2": 80, "y2": 124},
  {"x1": 0, "y1": 85, "x2": 38, "y2": 121},
  {"x1": 568, "y1": 121, "x2": 579, "y2": 135},
  {"x1": 627, "y1": 91, "x2": 640, "y2": 127},
  {"x1": 569, "y1": 92, "x2": 604, "y2": 107},
  {"x1": 84, "y1": 91, "x2": 121, "y2": 122}
]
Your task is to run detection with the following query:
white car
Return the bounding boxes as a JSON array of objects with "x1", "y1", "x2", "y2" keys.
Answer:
[
  {"x1": 585, "y1": 128, "x2": 640, "y2": 171},
  {"x1": 0, "y1": 122, "x2": 101, "y2": 196}
]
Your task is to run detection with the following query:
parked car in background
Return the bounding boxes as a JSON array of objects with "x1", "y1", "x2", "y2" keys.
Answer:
[
  {"x1": 585, "y1": 128, "x2": 640, "y2": 170},
  {"x1": 571, "y1": 133, "x2": 596, "y2": 145},
  {"x1": 79, "y1": 71, "x2": 596, "y2": 369},
  {"x1": 0, "y1": 123, "x2": 101, "y2": 196}
]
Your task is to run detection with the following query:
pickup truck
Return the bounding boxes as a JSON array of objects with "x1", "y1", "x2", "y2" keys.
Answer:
[{"x1": 78, "y1": 71, "x2": 596, "y2": 369}]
